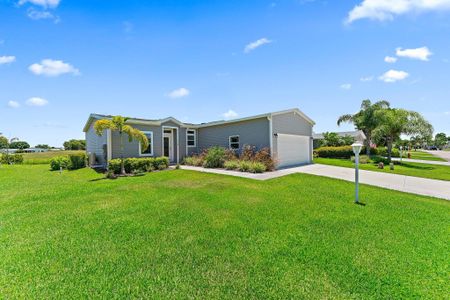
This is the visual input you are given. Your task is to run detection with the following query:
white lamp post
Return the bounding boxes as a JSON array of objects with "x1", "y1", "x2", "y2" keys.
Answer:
[{"x1": 352, "y1": 142, "x2": 363, "y2": 204}]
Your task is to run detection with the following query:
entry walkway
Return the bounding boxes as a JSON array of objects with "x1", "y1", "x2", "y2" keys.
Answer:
[{"x1": 181, "y1": 164, "x2": 450, "y2": 200}]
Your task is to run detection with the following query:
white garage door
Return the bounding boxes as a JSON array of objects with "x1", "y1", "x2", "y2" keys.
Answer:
[{"x1": 276, "y1": 134, "x2": 311, "y2": 168}]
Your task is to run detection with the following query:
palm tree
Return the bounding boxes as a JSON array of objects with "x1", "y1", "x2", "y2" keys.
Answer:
[
  {"x1": 94, "y1": 116, "x2": 149, "y2": 175},
  {"x1": 373, "y1": 109, "x2": 433, "y2": 161},
  {"x1": 337, "y1": 99, "x2": 390, "y2": 156}
]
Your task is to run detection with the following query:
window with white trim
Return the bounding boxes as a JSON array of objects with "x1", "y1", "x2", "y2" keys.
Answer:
[
  {"x1": 186, "y1": 129, "x2": 196, "y2": 147},
  {"x1": 139, "y1": 131, "x2": 153, "y2": 156},
  {"x1": 229, "y1": 135, "x2": 240, "y2": 149}
]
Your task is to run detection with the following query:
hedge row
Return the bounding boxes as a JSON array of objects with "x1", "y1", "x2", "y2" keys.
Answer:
[
  {"x1": 50, "y1": 153, "x2": 87, "y2": 171},
  {"x1": 0, "y1": 153, "x2": 24, "y2": 164},
  {"x1": 314, "y1": 146, "x2": 400, "y2": 159},
  {"x1": 108, "y1": 157, "x2": 169, "y2": 174}
]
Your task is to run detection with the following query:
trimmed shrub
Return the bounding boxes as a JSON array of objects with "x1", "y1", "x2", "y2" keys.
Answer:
[
  {"x1": 314, "y1": 146, "x2": 354, "y2": 159},
  {"x1": 374, "y1": 147, "x2": 400, "y2": 158},
  {"x1": 108, "y1": 157, "x2": 168, "y2": 174},
  {"x1": 203, "y1": 146, "x2": 226, "y2": 168},
  {"x1": 224, "y1": 160, "x2": 240, "y2": 170},
  {"x1": 0, "y1": 153, "x2": 24, "y2": 164},
  {"x1": 248, "y1": 161, "x2": 266, "y2": 173},
  {"x1": 68, "y1": 153, "x2": 87, "y2": 170},
  {"x1": 50, "y1": 156, "x2": 70, "y2": 171},
  {"x1": 154, "y1": 157, "x2": 169, "y2": 170},
  {"x1": 108, "y1": 159, "x2": 122, "y2": 174},
  {"x1": 238, "y1": 160, "x2": 251, "y2": 172}
]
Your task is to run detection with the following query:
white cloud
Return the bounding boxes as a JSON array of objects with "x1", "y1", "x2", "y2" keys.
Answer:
[
  {"x1": 384, "y1": 56, "x2": 398, "y2": 63},
  {"x1": 346, "y1": 0, "x2": 450, "y2": 23},
  {"x1": 244, "y1": 38, "x2": 272, "y2": 53},
  {"x1": 396, "y1": 47, "x2": 432, "y2": 61},
  {"x1": 29, "y1": 59, "x2": 79, "y2": 76},
  {"x1": 222, "y1": 109, "x2": 239, "y2": 120},
  {"x1": 26, "y1": 97, "x2": 49, "y2": 106},
  {"x1": 27, "y1": 8, "x2": 60, "y2": 22},
  {"x1": 360, "y1": 76, "x2": 374, "y2": 82},
  {"x1": 340, "y1": 83, "x2": 352, "y2": 90},
  {"x1": 378, "y1": 69, "x2": 409, "y2": 82},
  {"x1": 18, "y1": 0, "x2": 60, "y2": 8},
  {"x1": 167, "y1": 88, "x2": 190, "y2": 99},
  {"x1": 7, "y1": 101, "x2": 20, "y2": 108},
  {"x1": 444, "y1": 111, "x2": 450, "y2": 115},
  {"x1": 0, "y1": 55, "x2": 16, "y2": 64}
]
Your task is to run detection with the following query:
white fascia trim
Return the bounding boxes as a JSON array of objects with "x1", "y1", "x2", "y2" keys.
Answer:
[
  {"x1": 107, "y1": 129, "x2": 112, "y2": 162},
  {"x1": 139, "y1": 131, "x2": 154, "y2": 156},
  {"x1": 268, "y1": 116, "x2": 273, "y2": 156}
]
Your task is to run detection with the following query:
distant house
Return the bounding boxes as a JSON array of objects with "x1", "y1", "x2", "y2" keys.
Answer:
[
  {"x1": 312, "y1": 130, "x2": 366, "y2": 148},
  {"x1": 83, "y1": 108, "x2": 315, "y2": 169},
  {"x1": 0, "y1": 148, "x2": 49, "y2": 154}
]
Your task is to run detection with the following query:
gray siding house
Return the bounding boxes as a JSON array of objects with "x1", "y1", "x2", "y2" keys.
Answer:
[{"x1": 83, "y1": 108, "x2": 315, "y2": 169}]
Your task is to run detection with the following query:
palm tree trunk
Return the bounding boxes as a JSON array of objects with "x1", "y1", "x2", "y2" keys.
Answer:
[
  {"x1": 387, "y1": 137, "x2": 393, "y2": 162},
  {"x1": 365, "y1": 133, "x2": 371, "y2": 156},
  {"x1": 119, "y1": 132, "x2": 125, "y2": 175}
]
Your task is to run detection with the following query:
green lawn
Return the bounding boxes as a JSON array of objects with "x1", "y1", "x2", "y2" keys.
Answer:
[
  {"x1": 315, "y1": 157, "x2": 450, "y2": 181},
  {"x1": 404, "y1": 150, "x2": 446, "y2": 162},
  {"x1": 0, "y1": 165, "x2": 448, "y2": 298},
  {"x1": 22, "y1": 150, "x2": 85, "y2": 164}
]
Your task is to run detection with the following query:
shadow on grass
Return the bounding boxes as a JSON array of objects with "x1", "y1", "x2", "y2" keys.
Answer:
[{"x1": 398, "y1": 163, "x2": 434, "y2": 171}]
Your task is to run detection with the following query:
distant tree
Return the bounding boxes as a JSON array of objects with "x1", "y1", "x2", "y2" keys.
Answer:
[
  {"x1": 94, "y1": 116, "x2": 148, "y2": 175},
  {"x1": 63, "y1": 139, "x2": 86, "y2": 150},
  {"x1": 0, "y1": 136, "x2": 8, "y2": 149},
  {"x1": 9, "y1": 141, "x2": 30, "y2": 149},
  {"x1": 434, "y1": 133, "x2": 447, "y2": 149},
  {"x1": 320, "y1": 132, "x2": 354, "y2": 147},
  {"x1": 35, "y1": 144, "x2": 50, "y2": 149},
  {"x1": 321, "y1": 132, "x2": 341, "y2": 147},
  {"x1": 337, "y1": 99, "x2": 390, "y2": 156},
  {"x1": 340, "y1": 135, "x2": 355, "y2": 146}
]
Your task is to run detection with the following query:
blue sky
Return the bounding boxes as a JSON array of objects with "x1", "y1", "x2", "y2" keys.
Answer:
[{"x1": 1, "y1": 0, "x2": 449, "y2": 147}]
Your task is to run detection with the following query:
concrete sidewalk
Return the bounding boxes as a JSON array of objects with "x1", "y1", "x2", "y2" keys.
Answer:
[
  {"x1": 181, "y1": 164, "x2": 450, "y2": 200},
  {"x1": 391, "y1": 157, "x2": 450, "y2": 166},
  {"x1": 424, "y1": 150, "x2": 450, "y2": 162}
]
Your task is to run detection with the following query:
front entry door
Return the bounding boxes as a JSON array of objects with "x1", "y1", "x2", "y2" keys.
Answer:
[{"x1": 163, "y1": 131, "x2": 174, "y2": 162}]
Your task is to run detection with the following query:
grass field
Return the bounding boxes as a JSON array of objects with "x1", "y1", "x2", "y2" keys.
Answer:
[
  {"x1": 0, "y1": 165, "x2": 448, "y2": 298},
  {"x1": 404, "y1": 150, "x2": 446, "y2": 162},
  {"x1": 314, "y1": 157, "x2": 450, "y2": 181},
  {"x1": 22, "y1": 150, "x2": 85, "y2": 164}
]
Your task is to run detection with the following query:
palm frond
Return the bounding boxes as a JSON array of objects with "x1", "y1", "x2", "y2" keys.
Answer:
[
  {"x1": 337, "y1": 114, "x2": 354, "y2": 126},
  {"x1": 93, "y1": 119, "x2": 115, "y2": 136}
]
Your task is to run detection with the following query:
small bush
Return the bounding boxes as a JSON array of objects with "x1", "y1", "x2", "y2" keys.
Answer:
[
  {"x1": 248, "y1": 161, "x2": 266, "y2": 173},
  {"x1": 203, "y1": 146, "x2": 226, "y2": 168},
  {"x1": 240, "y1": 145, "x2": 255, "y2": 161},
  {"x1": 68, "y1": 153, "x2": 87, "y2": 170},
  {"x1": 108, "y1": 159, "x2": 122, "y2": 174},
  {"x1": 154, "y1": 157, "x2": 169, "y2": 170},
  {"x1": 371, "y1": 155, "x2": 390, "y2": 165},
  {"x1": 0, "y1": 153, "x2": 24, "y2": 165},
  {"x1": 238, "y1": 160, "x2": 251, "y2": 172},
  {"x1": 254, "y1": 147, "x2": 275, "y2": 171},
  {"x1": 50, "y1": 156, "x2": 70, "y2": 171},
  {"x1": 351, "y1": 155, "x2": 369, "y2": 164},
  {"x1": 224, "y1": 160, "x2": 240, "y2": 170}
]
